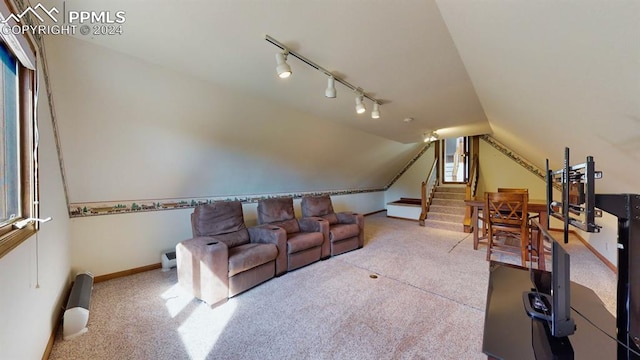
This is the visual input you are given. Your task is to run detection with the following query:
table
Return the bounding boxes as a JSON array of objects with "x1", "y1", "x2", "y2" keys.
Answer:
[
  {"x1": 465, "y1": 197, "x2": 548, "y2": 251},
  {"x1": 483, "y1": 261, "x2": 616, "y2": 359}
]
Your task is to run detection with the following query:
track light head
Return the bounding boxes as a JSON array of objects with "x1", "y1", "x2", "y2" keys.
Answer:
[
  {"x1": 355, "y1": 95, "x2": 366, "y2": 114},
  {"x1": 423, "y1": 131, "x2": 439, "y2": 143},
  {"x1": 265, "y1": 36, "x2": 385, "y2": 118},
  {"x1": 325, "y1": 76, "x2": 336, "y2": 98},
  {"x1": 371, "y1": 102, "x2": 380, "y2": 119},
  {"x1": 275, "y1": 51, "x2": 292, "y2": 79}
]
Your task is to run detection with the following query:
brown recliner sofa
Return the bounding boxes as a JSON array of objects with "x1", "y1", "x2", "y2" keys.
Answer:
[
  {"x1": 257, "y1": 197, "x2": 329, "y2": 271},
  {"x1": 301, "y1": 195, "x2": 364, "y2": 256},
  {"x1": 176, "y1": 201, "x2": 287, "y2": 307}
]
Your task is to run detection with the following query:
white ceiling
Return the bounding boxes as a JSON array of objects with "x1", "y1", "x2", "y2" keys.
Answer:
[
  {"x1": 40, "y1": 0, "x2": 640, "y2": 193},
  {"x1": 41, "y1": 0, "x2": 490, "y2": 144}
]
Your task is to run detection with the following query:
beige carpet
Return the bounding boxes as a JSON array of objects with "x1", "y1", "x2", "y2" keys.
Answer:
[{"x1": 48, "y1": 213, "x2": 616, "y2": 360}]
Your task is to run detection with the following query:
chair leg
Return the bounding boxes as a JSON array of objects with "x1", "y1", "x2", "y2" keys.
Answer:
[
  {"x1": 520, "y1": 232, "x2": 528, "y2": 267},
  {"x1": 486, "y1": 228, "x2": 493, "y2": 261}
]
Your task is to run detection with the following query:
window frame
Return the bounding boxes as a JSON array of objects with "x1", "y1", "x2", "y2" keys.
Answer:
[{"x1": 0, "y1": 29, "x2": 38, "y2": 259}]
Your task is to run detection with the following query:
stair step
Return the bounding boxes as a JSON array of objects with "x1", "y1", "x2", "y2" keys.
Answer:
[
  {"x1": 423, "y1": 219, "x2": 463, "y2": 232},
  {"x1": 426, "y1": 212, "x2": 464, "y2": 223},
  {"x1": 431, "y1": 198, "x2": 465, "y2": 208},
  {"x1": 433, "y1": 192, "x2": 466, "y2": 200},
  {"x1": 429, "y1": 204, "x2": 466, "y2": 215},
  {"x1": 436, "y1": 186, "x2": 466, "y2": 194}
]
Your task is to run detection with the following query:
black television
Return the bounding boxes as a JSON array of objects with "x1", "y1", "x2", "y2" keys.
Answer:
[
  {"x1": 537, "y1": 147, "x2": 640, "y2": 359},
  {"x1": 523, "y1": 226, "x2": 575, "y2": 338}
]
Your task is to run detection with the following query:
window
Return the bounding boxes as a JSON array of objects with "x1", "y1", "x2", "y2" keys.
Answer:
[
  {"x1": 1, "y1": 43, "x2": 20, "y2": 226},
  {"x1": 0, "y1": 35, "x2": 38, "y2": 258}
]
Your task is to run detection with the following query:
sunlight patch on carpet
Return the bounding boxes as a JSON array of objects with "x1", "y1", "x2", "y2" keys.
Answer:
[
  {"x1": 161, "y1": 283, "x2": 193, "y2": 318},
  {"x1": 177, "y1": 300, "x2": 237, "y2": 360}
]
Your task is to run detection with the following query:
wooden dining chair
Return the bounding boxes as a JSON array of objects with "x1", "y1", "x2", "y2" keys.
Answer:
[
  {"x1": 485, "y1": 191, "x2": 530, "y2": 266},
  {"x1": 496, "y1": 187, "x2": 546, "y2": 263},
  {"x1": 477, "y1": 188, "x2": 529, "y2": 247},
  {"x1": 497, "y1": 188, "x2": 529, "y2": 193}
]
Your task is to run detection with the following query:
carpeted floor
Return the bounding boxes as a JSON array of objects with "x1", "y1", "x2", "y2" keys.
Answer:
[{"x1": 48, "y1": 212, "x2": 616, "y2": 360}]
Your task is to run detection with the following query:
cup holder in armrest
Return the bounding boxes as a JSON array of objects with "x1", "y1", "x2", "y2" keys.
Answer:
[{"x1": 206, "y1": 241, "x2": 219, "y2": 246}]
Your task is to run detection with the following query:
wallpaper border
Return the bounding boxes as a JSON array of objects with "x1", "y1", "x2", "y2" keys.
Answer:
[{"x1": 67, "y1": 142, "x2": 433, "y2": 217}]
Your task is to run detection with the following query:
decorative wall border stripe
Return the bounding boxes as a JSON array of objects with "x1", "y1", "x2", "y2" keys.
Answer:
[
  {"x1": 480, "y1": 134, "x2": 560, "y2": 190},
  {"x1": 384, "y1": 141, "x2": 433, "y2": 188},
  {"x1": 68, "y1": 189, "x2": 384, "y2": 217},
  {"x1": 67, "y1": 142, "x2": 433, "y2": 218}
]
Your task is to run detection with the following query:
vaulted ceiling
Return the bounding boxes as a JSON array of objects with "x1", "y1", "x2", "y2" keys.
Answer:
[{"x1": 41, "y1": 0, "x2": 639, "y2": 196}]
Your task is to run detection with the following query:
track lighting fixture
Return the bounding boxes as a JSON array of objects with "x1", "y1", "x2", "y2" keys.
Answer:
[
  {"x1": 265, "y1": 34, "x2": 383, "y2": 118},
  {"x1": 423, "y1": 131, "x2": 439, "y2": 143},
  {"x1": 275, "y1": 50, "x2": 292, "y2": 79},
  {"x1": 371, "y1": 102, "x2": 380, "y2": 119},
  {"x1": 325, "y1": 76, "x2": 336, "y2": 98},
  {"x1": 355, "y1": 95, "x2": 366, "y2": 114}
]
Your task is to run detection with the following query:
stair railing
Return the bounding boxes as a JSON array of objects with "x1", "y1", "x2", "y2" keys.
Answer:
[
  {"x1": 419, "y1": 158, "x2": 439, "y2": 226},
  {"x1": 463, "y1": 154, "x2": 479, "y2": 232}
]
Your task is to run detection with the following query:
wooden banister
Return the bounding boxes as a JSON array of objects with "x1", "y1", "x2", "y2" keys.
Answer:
[
  {"x1": 463, "y1": 154, "x2": 479, "y2": 232},
  {"x1": 419, "y1": 158, "x2": 438, "y2": 226}
]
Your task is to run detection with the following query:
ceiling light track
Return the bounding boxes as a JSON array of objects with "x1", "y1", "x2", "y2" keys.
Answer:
[{"x1": 265, "y1": 34, "x2": 382, "y2": 117}]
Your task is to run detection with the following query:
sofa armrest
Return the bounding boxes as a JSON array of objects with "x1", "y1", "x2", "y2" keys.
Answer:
[
  {"x1": 336, "y1": 211, "x2": 358, "y2": 224},
  {"x1": 337, "y1": 212, "x2": 364, "y2": 248},
  {"x1": 248, "y1": 224, "x2": 288, "y2": 276},
  {"x1": 176, "y1": 236, "x2": 229, "y2": 307},
  {"x1": 299, "y1": 217, "x2": 331, "y2": 259},
  {"x1": 298, "y1": 217, "x2": 323, "y2": 233}
]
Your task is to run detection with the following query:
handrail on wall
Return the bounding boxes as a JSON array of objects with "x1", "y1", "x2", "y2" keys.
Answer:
[
  {"x1": 463, "y1": 154, "x2": 479, "y2": 232},
  {"x1": 419, "y1": 158, "x2": 439, "y2": 226}
]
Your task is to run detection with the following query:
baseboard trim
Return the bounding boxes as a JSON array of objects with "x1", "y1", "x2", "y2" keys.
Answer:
[
  {"x1": 42, "y1": 277, "x2": 75, "y2": 360},
  {"x1": 570, "y1": 230, "x2": 617, "y2": 274},
  {"x1": 549, "y1": 228, "x2": 616, "y2": 274},
  {"x1": 41, "y1": 327, "x2": 56, "y2": 360},
  {"x1": 90, "y1": 211, "x2": 384, "y2": 283},
  {"x1": 385, "y1": 215, "x2": 419, "y2": 222},
  {"x1": 95, "y1": 263, "x2": 162, "y2": 283}
]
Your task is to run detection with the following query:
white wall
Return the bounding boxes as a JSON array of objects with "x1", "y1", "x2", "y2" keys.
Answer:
[
  {"x1": 69, "y1": 191, "x2": 385, "y2": 276},
  {"x1": 0, "y1": 69, "x2": 71, "y2": 359},
  {"x1": 477, "y1": 140, "x2": 547, "y2": 199},
  {"x1": 39, "y1": 35, "x2": 407, "y2": 277},
  {"x1": 45, "y1": 35, "x2": 421, "y2": 204},
  {"x1": 384, "y1": 146, "x2": 435, "y2": 205},
  {"x1": 576, "y1": 212, "x2": 618, "y2": 266}
]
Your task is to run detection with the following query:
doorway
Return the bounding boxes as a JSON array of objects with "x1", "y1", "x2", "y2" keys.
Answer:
[{"x1": 442, "y1": 136, "x2": 469, "y2": 183}]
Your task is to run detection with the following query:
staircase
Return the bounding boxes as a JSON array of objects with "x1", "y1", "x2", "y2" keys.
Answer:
[{"x1": 423, "y1": 185, "x2": 466, "y2": 232}]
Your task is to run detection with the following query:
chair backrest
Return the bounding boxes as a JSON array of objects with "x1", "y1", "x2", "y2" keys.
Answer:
[
  {"x1": 191, "y1": 201, "x2": 250, "y2": 247},
  {"x1": 497, "y1": 188, "x2": 529, "y2": 193},
  {"x1": 257, "y1": 197, "x2": 300, "y2": 234},
  {"x1": 485, "y1": 192, "x2": 529, "y2": 228},
  {"x1": 300, "y1": 195, "x2": 339, "y2": 224}
]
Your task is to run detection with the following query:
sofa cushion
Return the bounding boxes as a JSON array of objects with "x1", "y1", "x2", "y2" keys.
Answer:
[
  {"x1": 301, "y1": 195, "x2": 337, "y2": 221},
  {"x1": 287, "y1": 232, "x2": 324, "y2": 254},
  {"x1": 320, "y1": 213, "x2": 339, "y2": 225},
  {"x1": 228, "y1": 243, "x2": 278, "y2": 277},
  {"x1": 270, "y1": 219, "x2": 300, "y2": 234},
  {"x1": 330, "y1": 223, "x2": 360, "y2": 242},
  {"x1": 257, "y1": 197, "x2": 295, "y2": 223},
  {"x1": 193, "y1": 201, "x2": 247, "y2": 237},
  {"x1": 210, "y1": 229, "x2": 250, "y2": 248},
  {"x1": 257, "y1": 198, "x2": 301, "y2": 233}
]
